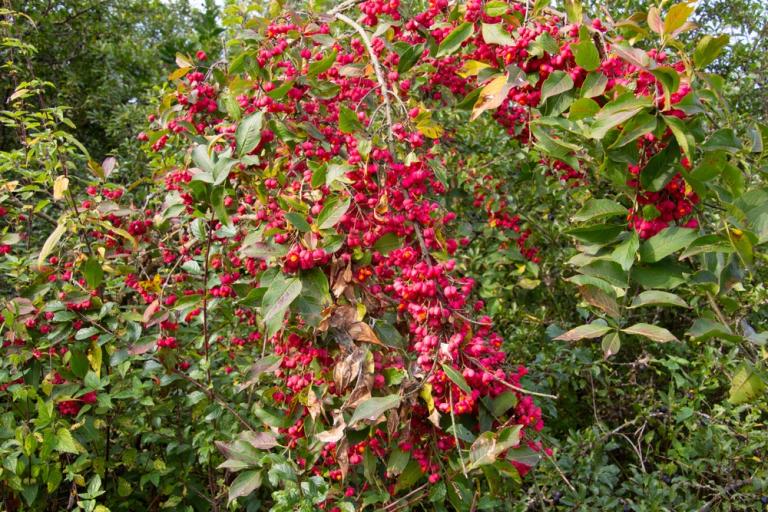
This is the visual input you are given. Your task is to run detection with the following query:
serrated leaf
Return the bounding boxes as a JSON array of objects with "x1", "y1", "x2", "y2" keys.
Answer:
[
  {"x1": 441, "y1": 364, "x2": 471, "y2": 394},
  {"x1": 317, "y1": 196, "x2": 350, "y2": 230},
  {"x1": 236, "y1": 111, "x2": 264, "y2": 156},
  {"x1": 554, "y1": 322, "x2": 612, "y2": 341},
  {"x1": 339, "y1": 105, "x2": 363, "y2": 133},
  {"x1": 349, "y1": 395, "x2": 401, "y2": 426},
  {"x1": 261, "y1": 275, "x2": 302, "y2": 337},
  {"x1": 436, "y1": 22, "x2": 474, "y2": 58},
  {"x1": 639, "y1": 226, "x2": 698, "y2": 262},
  {"x1": 482, "y1": 23, "x2": 515, "y2": 46},
  {"x1": 55, "y1": 428, "x2": 84, "y2": 454},
  {"x1": 228, "y1": 470, "x2": 262, "y2": 504},
  {"x1": 307, "y1": 49, "x2": 337, "y2": 77},
  {"x1": 38, "y1": 221, "x2": 67, "y2": 268},
  {"x1": 622, "y1": 323, "x2": 678, "y2": 342},
  {"x1": 572, "y1": 199, "x2": 628, "y2": 223},
  {"x1": 611, "y1": 231, "x2": 640, "y2": 271},
  {"x1": 572, "y1": 26, "x2": 600, "y2": 72},
  {"x1": 629, "y1": 291, "x2": 688, "y2": 308},
  {"x1": 540, "y1": 71, "x2": 574, "y2": 104},
  {"x1": 601, "y1": 332, "x2": 621, "y2": 358},
  {"x1": 728, "y1": 366, "x2": 766, "y2": 405}
]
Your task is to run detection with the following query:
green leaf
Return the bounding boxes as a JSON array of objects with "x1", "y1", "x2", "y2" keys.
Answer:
[
  {"x1": 394, "y1": 460, "x2": 424, "y2": 492},
  {"x1": 609, "y1": 111, "x2": 657, "y2": 149},
  {"x1": 572, "y1": 26, "x2": 600, "y2": 71},
  {"x1": 307, "y1": 49, "x2": 337, "y2": 77},
  {"x1": 211, "y1": 187, "x2": 231, "y2": 227},
  {"x1": 228, "y1": 470, "x2": 262, "y2": 504},
  {"x1": 386, "y1": 448, "x2": 411, "y2": 476},
  {"x1": 373, "y1": 233, "x2": 400, "y2": 255},
  {"x1": 663, "y1": 115, "x2": 694, "y2": 161},
  {"x1": 55, "y1": 428, "x2": 84, "y2": 454},
  {"x1": 82, "y1": 257, "x2": 103, "y2": 289},
  {"x1": 482, "y1": 23, "x2": 516, "y2": 46},
  {"x1": 650, "y1": 67, "x2": 680, "y2": 110},
  {"x1": 468, "y1": 426, "x2": 522, "y2": 470},
  {"x1": 339, "y1": 105, "x2": 364, "y2": 133},
  {"x1": 261, "y1": 274, "x2": 302, "y2": 337},
  {"x1": 489, "y1": 391, "x2": 518, "y2": 417},
  {"x1": 554, "y1": 322, "x2": 612, "y2": 341},
  {"x1": 564, "y1": 0, "x2": 583, "y2": 24},
  {"x1": 566, "y1": 224, "x2": 623, "y2": 244},
  {"x1": 702, "y1": 128, "x2": 741, "y2": 153},
  {"x1": 484, "y1": 1, "x2": 509, "y2": 16},
  {"x1": 436, "y1": 22, "x2": 474, "y2": 58},
  {"x1": 629, "y1": 291, "x2": 689, "y2": 308},
  {"x1": 679, "y1": 234, "x2": 734, "y2": 259},
  {"x1": 569, "y1": 97, "x2": 600, "y2": 120},
  {"x1": 441, "y1": 364, "x2": 471, "y2": 394},
  {"x1": 236, "y1": 111, "x2": 264, "y2": 156},
  {"x1": 317, "y1": 196, "x2": 350, "y2": 230},
  {"x1": 728, "y1": 366, "x2": 766, "y2": 405},
  {"x1": 639, "y1": 139, "x2": 679, "y2": 192},
  {"x1": 540, "y1": 71, "x2": 574, "y2": 104},
  {"x1": 285, "y1": 212, "x2": 310, "y2": 232},
  {"x1": 611, "y1": 231, "x2": 640, "y2": 271},
  {"x1": 694, "y1": 34, "x2": 729, "y2": 68},
  {"x1": 349, "y1": 395, "x2": 401, "y2": 426},
  {"x1": 572, "y1": 198, "x2": 628, "y2": 223},
  {"x1": 622, "y1": 323, "x2": 678, "y2": 342},
  {"x1": 589, "y1": 93, "x2": 652, "y2": 139},
  {"x1": 639, "y1": 226, "x2": 698, "y2": 263},
  {"x1": 687, "y1": 318, "x2": 739, "y2": 341},
  {"x1": 581, "y1": 72, "x2": 608, "y2": 98},
  {"x1": 579, "y1": 260, "x2": 628, "y2": 288},
  {"x1": 601, "y1": 332, "x2": 621, "y2": 358},
  {"x1": 397, "y1": 44, "x2": 424, "y2": 74}
]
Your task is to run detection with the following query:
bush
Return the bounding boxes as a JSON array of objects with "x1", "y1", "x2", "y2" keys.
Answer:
[{"x1": 1, "y1": 1, "x2": 766, "y2": 510}]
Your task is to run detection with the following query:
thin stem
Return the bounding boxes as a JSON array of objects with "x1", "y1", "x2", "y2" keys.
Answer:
[{"x1": 334, "y1": 12, "x2": 393, "y2": 142}]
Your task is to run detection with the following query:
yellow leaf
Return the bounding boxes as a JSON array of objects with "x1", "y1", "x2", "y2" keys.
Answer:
[
  {"x1": 53, "y1": 176, "x2": 69, "y2": 201},
  {"x1": 471, "y1": 74, "x2": 514, "y2": 121},
  {"x1": 169, "y1": 66, "x2": 192, "y2": 81},
  {"x1": 664, "y1": 2, "x2": 694, "y2": 35},
  {"x1": 175, "y1": 52, "x2": 193, "y2": 68},
  {"x1": 457, "y1": 59, "x2": 492, "y2": 78},
  {"x1": 88, "y1": 341, "x2": 102, "y2": 378}
]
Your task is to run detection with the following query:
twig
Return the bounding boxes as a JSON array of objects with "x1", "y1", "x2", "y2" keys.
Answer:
[
  {"x1": 449, "y1": 387, "x2": 469, "y2": 478},
  {"x1": 697, "y1": 478, "x2": 754, "y2": 512},
  {"x1": 470, "y1": 357, "x2": 558, "y2": 399},
  {"x1": 542, "y1": 449, "x2": 576, "y2": 493},
  {"x1": 171, "y1": 367, "x2": 257, "y2": 433}
]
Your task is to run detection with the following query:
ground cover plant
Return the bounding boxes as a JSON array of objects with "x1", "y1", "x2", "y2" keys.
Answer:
[{"x1": 1, "y1": 0, "x2": 767, "y2": 510}]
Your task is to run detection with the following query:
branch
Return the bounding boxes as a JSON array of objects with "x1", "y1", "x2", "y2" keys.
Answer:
[{"x1": 333, "y1": 12, "x2": 394, "y2": 142}]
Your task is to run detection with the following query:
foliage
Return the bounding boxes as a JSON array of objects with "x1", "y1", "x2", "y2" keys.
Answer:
[
  {"x1": 1, "y1": 1, "x2": 767, "y2": 511},
  {"x1": 1, "y1": 0, "x2": 222, "y2": 160}
]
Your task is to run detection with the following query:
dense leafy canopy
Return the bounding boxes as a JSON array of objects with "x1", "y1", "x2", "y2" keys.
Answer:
[{"x1": 1, "y1": 1, "x2": 767, "y2": 511}]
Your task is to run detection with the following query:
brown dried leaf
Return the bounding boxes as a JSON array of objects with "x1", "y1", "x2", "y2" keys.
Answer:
[
  {"x1": 333, "y1": 347, "x2": 365, "y2": 392},
  {"x1": 348, "y1": 321, "x2": 383, "y2": 345},
  {"x1": 336, "y1": 438, "x2": 350, "y2": 481}
]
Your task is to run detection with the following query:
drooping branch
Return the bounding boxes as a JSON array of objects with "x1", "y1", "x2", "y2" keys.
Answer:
[{"x1": 332, "y1": 12, "x2": 394, "y2": 142}]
